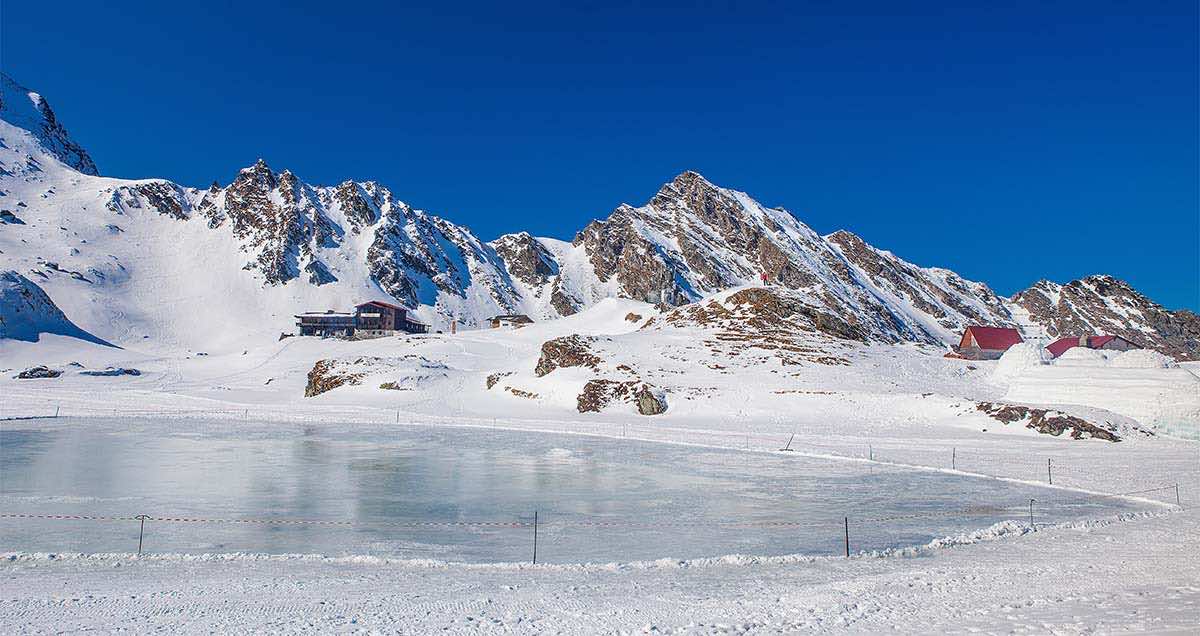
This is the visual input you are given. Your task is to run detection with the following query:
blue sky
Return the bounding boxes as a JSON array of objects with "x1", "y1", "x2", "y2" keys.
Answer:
[{"x1": 4, "y1": 1, "x2": 1197, "y2": 309}]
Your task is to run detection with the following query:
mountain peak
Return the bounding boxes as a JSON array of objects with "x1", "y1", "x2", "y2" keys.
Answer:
[{"x1": 0, "y1": 73, "x2": 98, "y2": 175}]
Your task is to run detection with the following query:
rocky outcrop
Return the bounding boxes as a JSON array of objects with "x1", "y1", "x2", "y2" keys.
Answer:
[
  {"x1": 577, "y1": 379, "x2": 667, "y2": 415},
  {"x1": 975, "y1": 402, "x2": 1121, "y2": 442},
  {"x1": 650, "y1": 287, "x2": 864, "y2": 366},
  {"x1": 1011, "y1": 276, "x2": 1200, "y2": 361},
  {"x1": 305, "y1": 355, "x2": 450, "y2": 397},
  {"x1": 305, "y1": 359, "x2": 361, "y2": 397},
  {"x1": 534, "y1": 335, "x2": 603, "y2": 377},
  {"x1": 15, "y1": 365, "x2": 62, "y2": 379},
  {"x1": 634, "y1": 384, "x2": 667, "y2": 415},
  {"x1": 106, "y1": 182, "x2": 190, "y2": 220}
]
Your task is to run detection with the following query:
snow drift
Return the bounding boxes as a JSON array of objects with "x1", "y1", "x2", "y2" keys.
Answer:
[{"x1": 0, "y1": 271, "x2": 111, "y2": 345}]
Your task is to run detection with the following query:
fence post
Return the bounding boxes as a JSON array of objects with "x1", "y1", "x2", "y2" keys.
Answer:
[
  {"x1": 1028, "y1": 499, "x2": 1035, "y2": 528},
  {"x1": 1047, "y1": 459, "x2": 1052, "y2": 485},
  {"x1": 1176, "y1": 484, "x2": 1181, "y2": 506},
  {"x1": 843, "y1": 517, "x2": 850, "y2": 557},
  {"x1": 55, "y1": 405, "x2": 61, "y2": 418},
  {"x1": 868, "y1": 444, "x2": 873, "y2": 461},
  {"x1": 952, "y1": 447, "x2": 956, "y2": 471},
  {"x1": 532, "y1": 510, "x2": 538, "y2": 565},
  {"x1": 135, "y1": 514, "x2": 149, "y2": 555}
]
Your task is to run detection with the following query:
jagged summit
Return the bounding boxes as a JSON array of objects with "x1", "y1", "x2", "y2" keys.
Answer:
[{"x1": 0, "y1": 73, "x2": 98, "y2": 175}]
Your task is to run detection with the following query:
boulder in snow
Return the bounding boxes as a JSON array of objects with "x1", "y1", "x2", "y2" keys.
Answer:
[
  {"x1": 15, "y1": 365, "x2": 62, "y2": 379},
  {"x1": 79, "y1": 367, "x2": 141, "y2": 377}
]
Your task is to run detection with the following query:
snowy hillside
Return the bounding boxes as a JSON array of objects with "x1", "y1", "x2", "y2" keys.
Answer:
[{"x1": 0, "y1": 270, "x2": 109, "y2": 345}]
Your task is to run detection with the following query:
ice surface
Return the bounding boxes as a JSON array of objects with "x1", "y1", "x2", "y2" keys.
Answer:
[{"x1": 0, "y1": 418, "x2": 1146, "y2": 564}]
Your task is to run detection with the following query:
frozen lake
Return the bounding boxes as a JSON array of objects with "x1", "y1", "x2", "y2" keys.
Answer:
[{"x1": 1, "y1": 418, "x2": 1143, "y2": 563}]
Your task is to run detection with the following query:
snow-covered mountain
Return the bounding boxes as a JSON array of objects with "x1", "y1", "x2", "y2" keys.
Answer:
[
  {"x1": 1011, "y1": 275, "x2": 1200, "y2": 360},
  {"x1": 1, "y1": 73, "x2": 1194, "y2": 359},
  {"x1": 492, "y1": 171, "x2": 1019, "y2": 345}
]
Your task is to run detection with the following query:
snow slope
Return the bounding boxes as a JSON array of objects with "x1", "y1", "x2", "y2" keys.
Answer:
[{"x1": 0, "y1": 270, "x2": 109, "y2": 345}]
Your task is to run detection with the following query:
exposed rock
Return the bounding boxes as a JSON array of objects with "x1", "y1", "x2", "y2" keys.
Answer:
[
  {"x1": 624, "y1": 312, "x2": 643, "y2": 323},
  {"x1": 304, "y1": 260, "x2": 337, "y2": 285},
  {"x1": 634, "y1": 384, "x2": 667, "y2": 415},
  {"x1": 1011, "y1": 275, "x2": 1200, "y2": 361},
  {"x1": 534, "y1": 335, "x2": 602, "y2": 377},
  {"x1": 650, "y1": 287, "x2": 859, "y2": 366},
  {"x1": 79, "y1": 367, "x2": 140, "y2": 377},
  {"x1": 492, "y1": 232, "x2": 558, "y2": 288},
  {"x1": 305, "y1": 359, "x2": 360, "y2": 397},
  {"x1": 306, "y1": 355, "x2": 449, "y2": 397},
  {"x1": 975, "y1": 402, "x2": 1121, "y2": 442},
  {"x1": 15, "y1": 365, "x2": 61, "y2": 379},
  {"x1": 0, "y1": 209, "x2": 23, "y2": 224},
  {"x1": 106, "y1": 182, "x2": 190, "y2": 220},
  {"x1": 577, "y1": 379, "x2": 666, "y2": 415},
  {"x1": 828, "y1": 230, "x2": 1017, "y2": 334},
  {"x1": 504, "y1": 386, "x2": 539, "y2": 400},
  {"x1": 486, "y1": 371, "x2": 513, "y2": 389}
]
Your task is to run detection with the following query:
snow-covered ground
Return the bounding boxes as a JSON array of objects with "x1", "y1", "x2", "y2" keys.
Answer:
[{"x1": 2, "y1": 298, "x2": 1199, "y2": 632}]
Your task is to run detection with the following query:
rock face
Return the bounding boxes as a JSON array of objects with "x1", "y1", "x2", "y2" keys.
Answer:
[
  {"x1": 1011, "y1": 275, "x2": 1200, "y2": 361},
  {"x1": 501, "y1": 171, "x2": 1019, "y2": 345}
]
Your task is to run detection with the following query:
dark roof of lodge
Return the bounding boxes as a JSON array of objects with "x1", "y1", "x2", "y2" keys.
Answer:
[
  {"x1": 295, "y1": 310, "x2": 353, "y2": 317},
  {"x1": 1045, "y1": 335, "x2": 1132, "y2": 358},
  {"x1": 356, "y1": 300, "x2": 407, "y2": 312},
  {"x1": 963, "y1": 326, "x2": 1023, "y2": 350},
  {"x1": 490, "y1": 314, "x2": 533, "y2": 321}
]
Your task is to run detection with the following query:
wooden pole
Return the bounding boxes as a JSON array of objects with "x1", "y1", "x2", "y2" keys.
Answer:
[
  {"x1": 1028, "y1": 499, "x2": 1035, "y2": 527},
  {"x1": 532, "y1": 511, "x2": 538, "y2": 565},
  {"x1": 843, "y1": 517, "x2": 850, "y2": 557},
  {"x1": 135, "y1": 514, "x2": 149, "y2": 555},
  {"x1": 1047, "y1": 458, "x2": 1052, "y2": 485}
]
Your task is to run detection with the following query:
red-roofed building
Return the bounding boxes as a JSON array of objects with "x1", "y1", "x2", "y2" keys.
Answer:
[
  {"x1": 948, "y1": 326, "x2": 1024, "y2": 360},
  {"x1": 1045, "y1": 335, "x2": 1140, "y2": 358}
]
